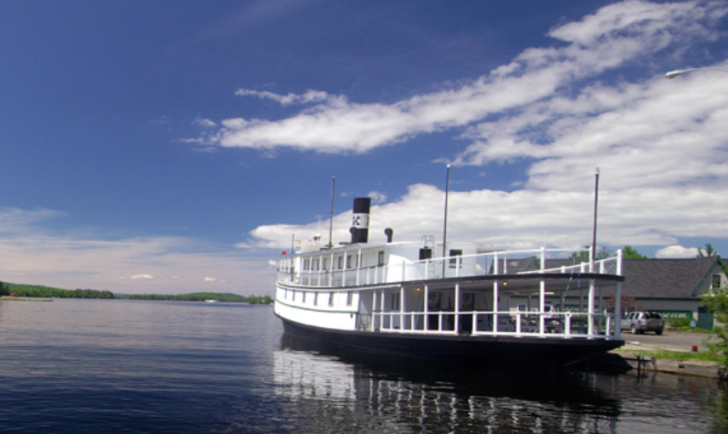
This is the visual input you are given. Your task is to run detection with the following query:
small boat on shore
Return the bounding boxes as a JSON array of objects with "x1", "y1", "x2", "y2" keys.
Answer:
[{"x1": 274, "y1": 197, "x2": 625, "y2": 372}]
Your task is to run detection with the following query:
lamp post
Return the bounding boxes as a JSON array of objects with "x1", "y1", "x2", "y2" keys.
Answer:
[{"x1": 665, "y1": 67, "x2": 728, "y2": 79}]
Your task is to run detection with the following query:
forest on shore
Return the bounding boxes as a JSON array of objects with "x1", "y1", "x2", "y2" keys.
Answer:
[{"x1": 0, "y1": 282, "x2": 272, "y2": 304}]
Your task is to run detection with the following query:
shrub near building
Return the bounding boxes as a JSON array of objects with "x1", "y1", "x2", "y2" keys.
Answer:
[{"x1": 702, "y1": 287, "x2": 728, "y2": 377}]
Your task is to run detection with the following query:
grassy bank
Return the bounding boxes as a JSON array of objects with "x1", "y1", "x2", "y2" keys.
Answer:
[{"x1": 617, "y1": 348, "x2": 720, "y2": 363}]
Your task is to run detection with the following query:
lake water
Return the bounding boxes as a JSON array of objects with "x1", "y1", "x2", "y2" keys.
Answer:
[{"x1": 0, "y1": 299, "x2": 726, "y2": 433}]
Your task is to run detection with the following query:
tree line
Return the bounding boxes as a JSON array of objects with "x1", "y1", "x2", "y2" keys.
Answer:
[
  {"x1": 0, "y1": 282, "x2": 272, "y2": 305},
  {"x1": 120, "y1": 292, "x2": 272, "y2": 304},
  {"x1": 1, "y1": 282, "x2": 114, "y2": 299}
]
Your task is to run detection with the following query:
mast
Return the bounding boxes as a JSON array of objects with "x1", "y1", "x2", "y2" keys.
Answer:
[
  {"x1": 328, "y1": 176, "x2": 335, "y2": 248},
  {"x1": 591, "y1": 167, "x2": 600, "y2": 263},
  {"x1": 442, "y1": 164, "x2": 451, "y2": 276}
]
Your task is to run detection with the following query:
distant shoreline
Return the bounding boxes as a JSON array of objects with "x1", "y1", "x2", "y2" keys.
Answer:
[{"x1": 0, "y1": 296, "x2": 53, "y2": 302}]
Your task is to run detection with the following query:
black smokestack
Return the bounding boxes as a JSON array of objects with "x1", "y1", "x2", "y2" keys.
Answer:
[{"x1": 350, "y1": 197, "x2": 371, "y2": 243}]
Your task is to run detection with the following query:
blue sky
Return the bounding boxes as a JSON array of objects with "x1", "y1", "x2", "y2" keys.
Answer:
[{"x1": 1, "y1": 0, "x2": 728, "y2": 295}]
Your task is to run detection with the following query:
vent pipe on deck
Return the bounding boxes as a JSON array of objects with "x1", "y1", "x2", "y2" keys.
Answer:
[{"x1": 385, "y1": 228, "x2": 394, "y2": 243}]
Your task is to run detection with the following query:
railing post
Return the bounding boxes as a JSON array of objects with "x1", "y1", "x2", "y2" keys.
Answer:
[
  {"x1": 357, "y1": 248, "x2": 362, "y2": 286},
  {"x1": 372, "y1": 290, "x2": 378, "y2": 332},
  {"x1": 329, "y1": 253, "x2": 334, "y2": 287},
  {"x1": 615, "y1": 249, "x2": 623, "y2": 338},
  {"x1": 492, "y1": 281, "x2": 499, "y2": 334},
  {"x1": 455, "y1": 283, "x2": 460, "y2": 334},
  {"x1": 424, "y1": 284, "x2": 429, "y2": 331},
  {"x1": 400, "y1": 286, "x2": 404, "y2": 332},
  {"x1": 588, "y1": 279, "x2": 595, "y2": 337},
  {"x1": 539, "y1": 247, "x2": 546, "y2": 335},
  {"x1": 565, "y1": 313, "x2": 572, "y2": 336},
  {"x1": 606, "y1": 315, "x2": 612, "y2": 338},
  {"x1": 589, "y1": 245, "x2": 594, "y2": 272}
]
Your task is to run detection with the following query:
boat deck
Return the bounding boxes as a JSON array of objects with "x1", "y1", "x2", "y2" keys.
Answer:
[{"x1": 276, "y1": 247, "x2": 626, "y2": 342}]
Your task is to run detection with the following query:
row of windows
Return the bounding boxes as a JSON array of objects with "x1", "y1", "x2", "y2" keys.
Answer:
[
  {"x1": 301, "y1": 251, "x2": 386, "y2": 271},
  {"x1": 282, "y1": 289, "x2": 354, "y2": 307}
]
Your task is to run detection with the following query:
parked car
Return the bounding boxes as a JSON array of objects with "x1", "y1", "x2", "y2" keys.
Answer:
[{"x1": 621, "y1": 311, "x2": 664, "y2": 335}]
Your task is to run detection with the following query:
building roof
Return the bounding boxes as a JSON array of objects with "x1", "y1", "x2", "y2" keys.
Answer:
[
  {"x1": 619, "y1": 256, "x2": 726, "y2": 299},
  {"x1": 503, "y1": 255, "x2": 726, "y2": 300}
]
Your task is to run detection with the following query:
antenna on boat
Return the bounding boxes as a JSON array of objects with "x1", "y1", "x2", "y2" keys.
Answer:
[
  {"x1": 442, "y1": 164, "x2": 451, "y2": 276},
  {"x1": 591, "y1": 167, "x2": 600, "y2": 263},
  {"x1": 328, "y1": 176, "x2": 335, "y2": 248}
]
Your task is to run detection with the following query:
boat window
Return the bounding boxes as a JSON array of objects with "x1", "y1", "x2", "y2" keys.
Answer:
[
  {"x1": 419, "y1": 248, "x2": 432, "y2": 260},
  {"x1": 303, "y1": 259, "x2": 310, "y2": 271},
  {"x1": 346, "y1": 255, "x2": 353, "y2": 269},
  {"x1": 313, "y1": 293, "x2": 318, "y2": 306},
  {"x1": 378, "y1": 251, "x2": 385, "y2": 266},
  {"x1": 292, "y1": 291, "x2": 296, "y2": 302},
  {"x1": 302, "y1": 292, "x2": 306, "y2": 303},
  {"x1": 346, "y1": 292, "x2": 354, "y2": 306},
  {"x1": 328, "y1": 293, "x2": 335, "y2": 307},
  {"x1": 322, "y1": 258, "x2": 328, "y2": 271},
  {"x1": 449, "y1": 249, "x2": 463, "y2": 268},
  {"x1": 312, "y1": 258, "x2": 319, "y2": 271},
  {"x1": 337, "y1": 256, "x2": 344, "y2": 270},
  {"x1": 517, "y1": 303, "x2": 527, "y2": 312}
]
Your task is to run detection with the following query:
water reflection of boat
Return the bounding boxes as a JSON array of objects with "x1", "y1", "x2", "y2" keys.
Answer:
[
  {"x1": 275, "y1": 197, "x2": 625, "y2": 372},
  {"x1": 204, "y1": 299, "x2": 218, "y2": 304},
  {"x1": 275, "y1": 333, "x2": 621, "y2": 433}
]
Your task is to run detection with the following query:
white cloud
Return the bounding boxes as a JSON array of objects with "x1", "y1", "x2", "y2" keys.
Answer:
[
  {"x1": 0, "y1": 211, "x2": 274, "y2": 295},
  {"x1": 368, "y1": 191, "x2": 387, "y2": 204},
  {"x1": 131, "y1": 274, "x2": 155, "y2": 281},
  {"x1": 194, "y1": 117, "x2": 217, "y2": 128},
  {"x1": 455, "y1": 66, "x2": 728, "y2": 193},
  {"x1": 235, "y1": 88, "x2": 331, "y2": 106},
  {"x1": 233, "y1": 1, "x2": 728, "y2": 258},
  {"x1": 196, "y1": 1, "x2": 727, "y2": 156},
  {"x1": 244, "y1": 176, "x2": 728, "y2": 256},
  {"x1": 0, "y1": 208, "x2": 67, "y2": 234},
  {"x1": 656, "y1": 245, "x2": 700, "y2": 258}
]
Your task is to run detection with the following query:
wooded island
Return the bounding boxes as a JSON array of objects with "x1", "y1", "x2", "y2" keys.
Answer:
[{"x1": 0, "y1": 282, "x2": 271, "y2": 304}]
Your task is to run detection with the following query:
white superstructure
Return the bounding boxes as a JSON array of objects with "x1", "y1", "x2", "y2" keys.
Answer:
[{"x1": 275, "y1": 238, "x2": 624, "y2": 340}]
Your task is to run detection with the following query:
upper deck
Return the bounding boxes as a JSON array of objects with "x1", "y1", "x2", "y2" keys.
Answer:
[{"x1": 277, "y1": 242, "x2": 623, "y2": 290}]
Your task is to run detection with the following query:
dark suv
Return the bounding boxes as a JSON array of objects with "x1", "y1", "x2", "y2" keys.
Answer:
[{"x1": 621, "y1": 311, "x2": 664, "y2": 335}]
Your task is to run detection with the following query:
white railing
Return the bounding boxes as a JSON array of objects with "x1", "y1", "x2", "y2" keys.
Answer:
[
  {"x1": 362, "y1": 310, "x2": 617, "y2": 339},
  {"x1": 278, "y1": 247, "x2": 621, "y2": 288}
]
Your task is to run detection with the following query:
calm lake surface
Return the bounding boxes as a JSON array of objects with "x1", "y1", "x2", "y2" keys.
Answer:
[{"x1": 0, "y1": 299, "x2": 726, "y2": 433}]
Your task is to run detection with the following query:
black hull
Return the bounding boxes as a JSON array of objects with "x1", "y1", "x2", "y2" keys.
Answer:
[{"x1": 278, "y1": 315, "x2": 624, "y2": 373}]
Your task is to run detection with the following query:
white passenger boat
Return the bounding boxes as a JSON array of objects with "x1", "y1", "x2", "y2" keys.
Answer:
[{"x1": 274, "y1": 198, "x2": 625, "y2": 371}]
